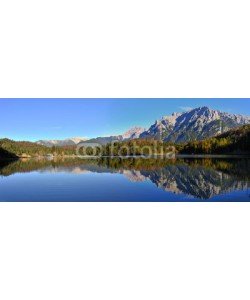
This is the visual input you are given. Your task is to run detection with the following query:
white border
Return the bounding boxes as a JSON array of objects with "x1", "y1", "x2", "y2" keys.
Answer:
[
  {"x1": 0, "y1": 0, "x2": 250, "y2": 98},
  {"x1": 1, "y1": 203, "x2": 250, "y2": 300},
  {"x1": 1, "y1": 1, "x2": 250, "y2": 299}
]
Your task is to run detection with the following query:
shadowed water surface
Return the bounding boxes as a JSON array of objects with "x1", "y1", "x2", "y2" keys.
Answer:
[{"x1": 0, "y1": 157, "x2": 249, "y2": 201}]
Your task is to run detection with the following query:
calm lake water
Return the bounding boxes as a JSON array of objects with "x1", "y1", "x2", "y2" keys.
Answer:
[{"x1": 0, "y1": 157, "x2": 249, "y2": 201}]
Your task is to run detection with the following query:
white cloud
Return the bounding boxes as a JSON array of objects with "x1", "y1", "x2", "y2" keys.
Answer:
[{"x1": 179, "y1": 106, "x2": 193, "y2": 112}]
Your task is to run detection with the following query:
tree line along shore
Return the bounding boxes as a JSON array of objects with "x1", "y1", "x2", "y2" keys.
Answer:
[{"x1": 0, "y1": 125, "x2": 249, "y2": 159}]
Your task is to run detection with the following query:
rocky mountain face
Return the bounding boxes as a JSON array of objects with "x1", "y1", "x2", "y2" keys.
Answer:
[
  {"x1": 122, "y1": 127, "x2": 145, "y2": 140},
  {"x1": 140, "y1": 112, "x2": 182, "y2": 140},
  {"x1": 140, "y1": 107, "x2": 250, "y2": 143}
]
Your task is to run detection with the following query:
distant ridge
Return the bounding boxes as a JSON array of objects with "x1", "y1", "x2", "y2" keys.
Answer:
[
  {"x1": 36, "y1": 137, "x2": 88, "y2": 147},
  {"x1": 36, "y1": 127, "x2": 145, "y2": 146}
]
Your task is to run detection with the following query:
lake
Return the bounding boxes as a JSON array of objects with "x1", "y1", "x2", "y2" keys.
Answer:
[{"x1": 0, "y1": 157, "x2": 249, "y2": 201}]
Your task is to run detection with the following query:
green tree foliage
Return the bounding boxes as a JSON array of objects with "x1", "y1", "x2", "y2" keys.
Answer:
[
  {"x1": 0, "y1": 138, "x2": 76, "y2": 158},
  {"x1": 181, "y1": 125, "x2": 250, "y2": 154}
]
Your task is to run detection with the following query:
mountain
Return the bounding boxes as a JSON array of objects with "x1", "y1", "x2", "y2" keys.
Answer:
[
  {"x1": 36, "y1": 137, "x2": 88, "y2": 147},
  {"x1": 140, "y1": 107, "x2": 250, "y2": 143},
  {"x1": 122, "y1": 127, "x2": 145, "y2": 139},
  {"x1": 54, "y1": 127, "x2": 145, "y2": 146},
  {"x1": 140, "y1": 112, "x2": 182, "y2": 140},
  {"x1": 81, "y1": 135, "x2": 123, "y2": 146}
]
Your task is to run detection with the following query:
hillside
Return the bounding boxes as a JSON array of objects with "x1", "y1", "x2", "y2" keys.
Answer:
[
  {"x1": 180, "y1": 125, "x2": 250, "y2": 154},
  {"x1": 0, "y1": 138, "x2": 76, "y2": 158}
]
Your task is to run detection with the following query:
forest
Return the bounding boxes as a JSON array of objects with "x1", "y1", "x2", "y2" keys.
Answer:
[
  {"x1": 180, "y1": 125, "x2": 250, "y2": 154},
  {"x1": 0, "y1": 138, "x2": 76, "y2": 158}
]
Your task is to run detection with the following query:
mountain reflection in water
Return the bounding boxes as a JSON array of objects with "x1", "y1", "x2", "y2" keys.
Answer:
[{"x1": 0, "y1": 157, "x2": 249, "y2": 201}]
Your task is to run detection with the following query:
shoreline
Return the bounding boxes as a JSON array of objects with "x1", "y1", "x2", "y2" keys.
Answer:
[
  {"x1": 176, "y1": 154, "x2": 250, "y2": 158},
  {"x1": 1, "y1": 153, "x2": 250, "y2": 160}
]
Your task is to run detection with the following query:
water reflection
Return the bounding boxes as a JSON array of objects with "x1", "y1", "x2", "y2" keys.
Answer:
[{"x1": 0, "y1": 157, "x2": 249, "y2": 200}]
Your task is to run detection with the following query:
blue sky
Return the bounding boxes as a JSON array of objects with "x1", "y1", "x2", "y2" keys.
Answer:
[{"x1": 0, "y1": 99, "x2": 250, "y2": 141}]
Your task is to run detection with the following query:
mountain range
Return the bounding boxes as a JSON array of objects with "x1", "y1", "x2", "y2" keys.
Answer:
[
  {"x1": 37, "y1": 137, "x2": 88, "y2": 147},
  {"x1": 81, "y1": 126, "x2": 146, "y2": 145},
  {"x1": 36, "y1": 106, "x2": 250, "y2": 146},
  {"x1": 37, "y1": 127, "x2": 146, "y2": 146}
]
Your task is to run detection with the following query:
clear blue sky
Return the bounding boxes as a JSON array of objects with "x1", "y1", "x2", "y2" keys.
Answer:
[{"x1": 0, "y1": 99, "x2": 250, "y2": 141}]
